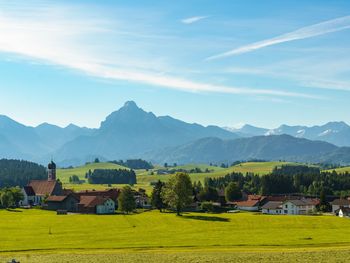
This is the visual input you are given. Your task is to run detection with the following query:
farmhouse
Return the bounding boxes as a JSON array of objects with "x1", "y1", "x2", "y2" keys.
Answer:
[
  {"x1": 44, "y1": 193, "x2": 79, "y2": 212},
  {"x1": 133, "y1": 188, "x2": 150, "y2": 208},
  {"x1": 261, "y1": 201, "x2": 283, "y2": 214},
  {"x1": 76, "y1": 189, "x2": 119, "y2": 207},
  {"x1": 281, "y1": 199, "x2": 319, "y2": 215},
  {"x1": 330, "y1": 198, "x2": 350, "y2": 213},
  {"x1": 19, "y1": 186, "x2": 38, "y2": 206},
  {"x1": 77, "y1": 196, "x2": 115, "y2": 214},
  {"x1": 233, "y1": 195, "x2": 267, "y2": 211}
]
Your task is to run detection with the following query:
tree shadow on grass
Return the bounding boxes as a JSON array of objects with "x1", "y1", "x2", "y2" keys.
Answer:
[
  {"x1": 182, "y1": 215, "x2": 230, "y2": 222},
  {"x1": 6, "y1": 208, "x2": 22, "y2": 212}
]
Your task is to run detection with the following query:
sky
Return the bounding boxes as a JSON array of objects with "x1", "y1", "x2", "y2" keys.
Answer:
[{"x1": 0, "y1": 0, "x2": 350, "y2": 129}]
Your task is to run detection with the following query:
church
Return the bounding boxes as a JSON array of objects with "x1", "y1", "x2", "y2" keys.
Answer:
[{"x1": 20, "y1": 160, "x2": 63, "y2": 206}]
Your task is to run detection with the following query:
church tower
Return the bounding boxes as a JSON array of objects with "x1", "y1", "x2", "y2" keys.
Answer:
[{"x1": 48, "y1": 160, "x2": 56, "y2": 181}]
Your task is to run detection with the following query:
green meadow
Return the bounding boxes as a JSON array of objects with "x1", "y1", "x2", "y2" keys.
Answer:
[
  {"x1": 1, "y1": 209, "x2": 350, "y2": 262},
  {"x1": 325, "y1": 166, "x2": 350, "y2": 173},
  {"x1": 57, "y1": 161, "x2": 293, "y2": 193}
]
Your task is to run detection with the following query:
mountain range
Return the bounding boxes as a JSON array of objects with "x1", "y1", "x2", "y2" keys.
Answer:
[
  {"x1": 0, "y1": 101, "x2": 349, "y2": 166},
  {"x1": 227, "y1": 122, "x2": 350, "y2": 147}
]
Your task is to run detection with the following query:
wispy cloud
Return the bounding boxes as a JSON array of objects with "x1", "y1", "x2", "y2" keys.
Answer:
[
  {"x1": 0, "y1": 2, "x2": 317, "y2": 99},
  {"x1": 206, "y1": 15, "x2": 350, "y2": 60},
  {"x1": 181, "y1": 16, "x2": 209, "y2": 24},
  {"x1": 226, "y1": 57, "x2": 350, "y2": 92}
]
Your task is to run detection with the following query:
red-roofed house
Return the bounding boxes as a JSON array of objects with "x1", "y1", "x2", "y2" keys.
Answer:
[{"x1": 77, "y1": 196, "x2": 115, "y2": 214}]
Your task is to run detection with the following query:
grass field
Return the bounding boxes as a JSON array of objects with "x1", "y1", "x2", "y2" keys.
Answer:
[
  {"x1": 57, "y1": 161, "x2": 296, "y2": 193},
  {"x1": 325, "y1": 166, "x2": 350, "y2": 173},
  {"x1": 1, "y1": 209, "x2": 350, "y2": 262}
]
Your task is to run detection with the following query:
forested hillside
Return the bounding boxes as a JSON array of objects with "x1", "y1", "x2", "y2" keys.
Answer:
[{"x1": 0, "y1": 159, "x2": 47, "y2": 187}]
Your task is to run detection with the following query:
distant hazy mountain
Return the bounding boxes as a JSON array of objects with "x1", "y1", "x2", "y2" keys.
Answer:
[
  {"x1": 225, "y1": 121, "x2": 350, "y2": 147},
  {"x1": 224, "y1": 124, "x2": 268, "y2": 137},
  {"x1": 1, "y1": 102, "x2": 350, "y2": 166},
  {"x1": 0, "y1": 115, "x2": 93, "y2": 162},
  {"x1": 53, "y1": 101, "x2": 239, "y2": 165},
  {"x1": 266, "y1": 122, "x2": 350, "y2": 147},
  {"x1": 146, "y1": 134, "x2": 341, "y2": 164}
]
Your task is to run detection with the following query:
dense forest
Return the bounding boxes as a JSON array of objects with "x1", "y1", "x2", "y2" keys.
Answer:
[
  {"x1": 88, "y1": 169, "x2": 137, "y2": 184},
  {"x1": 110, "y1": 159, "x2": 153, "y2": 170},
  {"x1": 202, "y1": 165, "x2": 350, "y2": 196},
  {"x1": 0, "y1": 159, "x2": 47, "y2": 188}
]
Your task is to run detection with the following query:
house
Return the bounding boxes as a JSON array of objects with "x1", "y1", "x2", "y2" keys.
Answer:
[
  {"x1": 232, "y1": 194, "x2": 267, "y2": 211},
  {"x1": 76, "y1": 189, "x2": 119, "y2": 207},
  {"x1": 133, "y1": 189, "x2": 150, "y2": 208},
  {"x1": 77, "y1": 196, "x2": 115, "y2": 214},
  {"x1": 234, "y1": 199, "x2": 260, "y2": 211},
  {"x1": 281, "y1": 199, "x2": 319, "y2": 215},
  {"x1": 337, "y1": 207, "x2": 350, "y2": 218},
  {"x1": 19, "y1": 186, "x2": 37, "y2": 206},
  {"x1": 44, "y1": 193, "x2": 79, "y2": 212},
  {"x1": 261, "y1": 201, "x2": 283, "y2": 214},
  {"x1": 330, "y1": 199, "x2": 350, "y2": 213}
]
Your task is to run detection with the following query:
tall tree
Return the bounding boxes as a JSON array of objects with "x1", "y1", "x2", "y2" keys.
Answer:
[
  {"x1": 151, "y1": 180, "x2": 165, "y2": 212},
  {"x1": 118, "y1": 186, "x2": 135, "y2": 214},
  {"x1": 198, "y1": 186, "x2": 219, "y2": 202},
  {"x1": 162, "y1": 172, "x2": 193, "y2": 215},
  {"x1": 225, "y1": 182, "x2": 242, "y2": 202}
]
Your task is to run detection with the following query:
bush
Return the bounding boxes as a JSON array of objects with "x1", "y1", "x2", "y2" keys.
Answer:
[{"x1": 201, "y1": 201, "x2": 214, "y2": 213}]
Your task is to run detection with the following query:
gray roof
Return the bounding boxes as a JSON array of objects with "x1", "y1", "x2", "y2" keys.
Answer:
[
  {"x1": 261, "y1": 201, "x2": 283, "y2": 210},
  {"x1": 284, "y1": 199, "x2": 318, "y2": 206},
  {"x1": 331, "y1": 199, "x2": 350, "y2": 206}
]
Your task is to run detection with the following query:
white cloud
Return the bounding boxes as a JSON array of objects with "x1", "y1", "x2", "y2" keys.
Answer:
[
  {"x1": 181, "y1": 16, "x2": 209, "y2": 24},
  {"x1": 0, "y1": 2, "x2": 316, "y2": 99},
  {"x1": 206, "y1": 15, "x2": 350, "y2": 60}
]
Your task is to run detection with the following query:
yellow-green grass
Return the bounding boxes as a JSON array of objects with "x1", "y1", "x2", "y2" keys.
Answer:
[
  {"x1": 137, "y1": 161, "x2": 293, "y2": 187},
  {"x1": 57, "y1": 162, "x2": 129, "y2": 184},
  {"x1": 324, "y1": 166, "x2": 350, "y2": 173},
  {"x1": 57, "y1": 161, "x2": 295, "y2": 194},
  {"x1": 1, "y1": 249, "x2": 350, "y2": 262},
  {"x1": 1, "y1": 209, "x2": 350, "y2": 262}
]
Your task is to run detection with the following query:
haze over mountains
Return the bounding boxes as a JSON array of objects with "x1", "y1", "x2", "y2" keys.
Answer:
[
  {"x1": 227, "y1": 122, "x2": 350, "y2": 147},
  {"x1": 0, "y1": 101, "x2": 350, "y2": 166}
]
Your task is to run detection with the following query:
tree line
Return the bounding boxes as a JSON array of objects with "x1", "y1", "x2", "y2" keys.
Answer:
[
  {"x1": 0, "y1": 159, "x2": 47, "y2": 188},
  {"x1": 203, "y1": 165, "x2": 350, "y2": 197},
  {"x1": 110, "y1": 159, "x2": 154, "y2": 170},
  {"x1": 88, "y1": 169, "x2": 137, "y2": 184}
]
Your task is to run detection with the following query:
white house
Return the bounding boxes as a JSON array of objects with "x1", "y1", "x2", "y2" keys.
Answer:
[
  {"x1": 19, "y1": 186, "x2": 38, "y2": 206},
  {"x1": 261, "y1": 201, "x2": 283, "y2": 214},
  {"x1": 281, "y1": 199, "x2": 318, "y2": 215},
  {"x1": 330, "y1": 199, "x2": 350, "y2": 213},
  {"x1": 96, "y1": 198, "x2": 115, "y2": 214}
]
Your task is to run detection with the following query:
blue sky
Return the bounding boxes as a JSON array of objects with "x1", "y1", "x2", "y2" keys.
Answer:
[{"x1": 0, "y1": 0, "x2": 350, "y2": 129}]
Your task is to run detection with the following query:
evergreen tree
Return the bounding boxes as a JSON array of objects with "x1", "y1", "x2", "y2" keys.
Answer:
[
  {"x1": 151, "y1": 180, "x2": 165, "y2": 211},
  {"x1": 225, "y1": 182, "x2": 242, "y2": 202}
]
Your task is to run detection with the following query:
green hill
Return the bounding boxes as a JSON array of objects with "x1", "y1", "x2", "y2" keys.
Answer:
[
  {"x1": 57, "y1": 162, "x2": 129, "y2": 183},
  {"x1": 324, "y1": 166, "x2": 350, "y2": 173},
  {"x1": 137, "y1": 161, "x2": 294, "y2": 188},
  {"x1": 57, "y1": 161, "x2": 301, "y2": 193}
]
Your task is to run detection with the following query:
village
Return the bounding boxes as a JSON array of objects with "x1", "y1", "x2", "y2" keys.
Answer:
[{"x1": 18, "y1": 161, "x2": 350, "y2": 218}]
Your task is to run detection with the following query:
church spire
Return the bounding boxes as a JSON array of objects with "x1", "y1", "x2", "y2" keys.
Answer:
[{"x1": 48, "y1": 160, "x2": 56, "y2": 181}]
